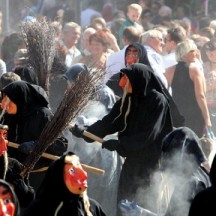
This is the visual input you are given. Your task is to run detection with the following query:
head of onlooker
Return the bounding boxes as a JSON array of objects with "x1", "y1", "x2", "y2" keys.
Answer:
[
  {"x1": 163, "y1": 26, "x2": 187, "y2": 54},
  {"x1": 199, "y1": 27, "x2": 215, "y2": 40},
  {"x1": 210, "y1": 20, "x2": 216, "y2": 32},
  {"x1": 158, "y1": 5, "x2": 172, "y2": 22},
  {"x1": 140, "y1": 9, "x2": 154, "y2": 31},
  {"x1": 179, "y1": 19, "x2": 191, "y2": 37},
  {"x1": 175, "y1": 39, "x2": 198, "y2": 62},
  {"x1": 13, "y1": 49, "x2": 28, "y2": 69},
  {"x1": 126, "y1": 4, "x2": 142, "y2": 23},
  {"x1": 62, "y1": 22, "x2": 81, "y2": 49},
  {"x1": 0, "y1": 72, "x2": 21, "y2": 89},
  {"x1": 89, "y1": 16, "x2": 107, "y2": 30},
  {"x1": 141, "y1": 29, "x2": 164, "y2": 53},
  {"x1": 81, "y1": 27, "x2": 97, "y2": 52},
  {"x1": 202, "y1": 37, "x2": 216, "y2": 64},
  {"x1": 1, "y1": 33, "x2": 26, "y2": 72},
  {"x1": 122, "y1": 26, "x2": 142, "y2": 47}
]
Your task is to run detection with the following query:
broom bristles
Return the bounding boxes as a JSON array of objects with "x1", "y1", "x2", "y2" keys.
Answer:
[
  {"x1": 21, "y1": 19, "x2": 55, "y2": 92},
  {"x1": 21, "y1": 67, "x2": 104, "y2": 177}
]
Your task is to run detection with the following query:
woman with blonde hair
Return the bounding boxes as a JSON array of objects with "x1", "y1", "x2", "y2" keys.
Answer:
[{"x1": 165, "y1": 39, "x2": 211, "y2": 137}]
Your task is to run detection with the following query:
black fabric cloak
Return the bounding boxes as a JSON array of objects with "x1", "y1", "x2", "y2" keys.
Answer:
[
  {"x1": 188, "y1": 152, "x2": 216, "y2": 216},
  {"x1": 22, "y1": 152, "x2": 107, "y2": 216},
  {"x1": 0, "y1": 179, "x2": 20, "y2": 216},
  {"x1": 161, "y1": 127, "x2": 211, "y2": 216},
  {"x1": 84, "y1": 63, "x2": 173, "y2": 209},
  {"x1": 106, "y1": 42, "x2": 152, "y2": 98},
  {"x1": 1, "y1": 81, "x2": 68, "y2": 190},
  {"x1": 0, "y1": 155, "x2": 35, "y2": 208}
]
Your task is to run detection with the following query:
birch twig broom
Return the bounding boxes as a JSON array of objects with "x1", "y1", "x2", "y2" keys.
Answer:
[
  {"x1": 20, "y1": 68, "x2": 104, "y2": 177},
  {"x1": 20, "y1": 19, "x2": 56, "y2": 92}
]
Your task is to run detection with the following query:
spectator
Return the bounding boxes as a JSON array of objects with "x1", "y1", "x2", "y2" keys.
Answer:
[
  {"x1": 72, "y1": 27, "x2": 97, "y2": 65},
  {"x1": 163, "y1": 26, "x2": 187, "y2": 69},
  {"x1": 165, "y1": 39, "x2": 211, "y2": 137},
  {"x1": 0, "y1": 72, "x2": 21, "y2": 89},
  {"x1": 61, "y1": 22, "x2": 81, "y2": 68},
  {"x1": 118, "y1": 3, "x2": 143, "y2": 49},
  {"x1": 81, "y1": 0, "x2": 102, "y2": 28},
  {"x1": 141, "y1": 29, "x2": 168, "y2": 89}
]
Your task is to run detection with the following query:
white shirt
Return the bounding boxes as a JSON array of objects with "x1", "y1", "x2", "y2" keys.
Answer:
[
  {"x1": 163, "y1": 52, "x2": 177, "y2": 69},
  {"x1": 144, "y1": 45, "x2": 168, "y2": 89},
  {"x1": 81, "y1": 8, "x2": 102, "y2": 28},
  {"x1": 104, "y1": 46, "x2": 128, "y2": 83}
]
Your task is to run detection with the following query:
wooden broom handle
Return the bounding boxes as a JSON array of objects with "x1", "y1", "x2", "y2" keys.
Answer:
[
  {"x1": 83, "y1": 130, "x2": 104, "y2": 143},
  {"x1": 8, "y1": 142, "x2": 105, "y2": 176}
]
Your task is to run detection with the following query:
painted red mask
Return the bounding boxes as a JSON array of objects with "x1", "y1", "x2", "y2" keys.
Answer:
[
  {"x1": 0, "y1": 128, "x2": 8, "y2": 157},
  {"x1": 1, "y1": 96, "x2": 17, "y2": 115},
  {"x1": 125, "y1": 48, "x2": 139, "y2": 66},
  {"x1": 0, "y1": 186, "x2": 15, "y2": 216},
  {"x1": 119, "y1": 74, "x2": 132, "y2": 93},
  {"x1": 64, "y1": 155, "x2": 88, "y2": 195}
]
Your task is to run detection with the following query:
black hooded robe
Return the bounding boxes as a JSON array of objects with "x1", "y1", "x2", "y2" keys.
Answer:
[
  {"x1": 22, "y1": 152, "x2": 106, "y2": 216},
  {"x1": 84, "y1": 63, "x2": 173, "y2": 210},
  {"x1": 1, "y1": 81, "x2": 68, "y2": 191}
]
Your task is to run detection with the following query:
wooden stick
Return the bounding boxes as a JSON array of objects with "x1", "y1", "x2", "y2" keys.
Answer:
[
  {"x1": 8, "y1": 142, "x2": 105, "y2": 176},
  {"x1": 83, "y1": 131, "x2": 104, "y2": 143}
]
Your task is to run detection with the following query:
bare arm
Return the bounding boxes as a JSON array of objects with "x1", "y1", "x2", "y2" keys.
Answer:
[
  {"x1": 190, "y1": 63, "x2": 212, "y2": 127},
  {"x1": 164, "y1": 65, "x2": 176, "y2": 87}
]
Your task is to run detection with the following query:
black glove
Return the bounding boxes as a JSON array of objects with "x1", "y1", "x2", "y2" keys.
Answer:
[
  {"x1": 70, "y1": 124, "x2": 85, "y2": 138},
  {"x1": 102, "y1": 139, "x2": 118, "y2": 151},
  {"x1": 18, "y1": 141, "x2": 35, "y2": 154}
]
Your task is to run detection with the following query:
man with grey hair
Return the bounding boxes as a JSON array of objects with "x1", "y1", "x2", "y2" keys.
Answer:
[
  {"x1": 72, "y1": 27, "x2": 96, "y2": 65},
  {"x1": 141, "y1": 29, "x2": 168, "y2": 89},
  {"x1": 61, "y1": 22, "x2": 81, "y2": 68}
]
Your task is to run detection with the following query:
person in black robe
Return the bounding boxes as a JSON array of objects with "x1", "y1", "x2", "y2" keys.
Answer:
[
  {"x1": 0, "y1": 80, "x2": 68, "y2": 192},
  {"x1": 118, "y1": 127, "x2": 211, "y2": 216},
  {"x1": 0, "y1": 125, "x2": 34, "y2": 211},
  {"x1": 22, "y1": 151, "x2": 106, "y2": 216},
  {"x1": 0, "y1": 179, "x2": 20, "y2": 216},
  {"x1": 71, "y1": 63, "x2": 173, "y2": 213},
  {"x1": 106, "y1": 42, "x2": 152, "y2": 98},
  {"x1": 188, "y1": 152, "x2": 216, "y2": 216}
]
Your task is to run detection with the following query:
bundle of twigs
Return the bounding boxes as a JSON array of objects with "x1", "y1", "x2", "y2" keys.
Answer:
[
  {"x1": 21, "y1": 68, "x2": 104, "y2": 177},
  {"x1": 20, "y1": 19, "x2": 56, "y2": 92}
]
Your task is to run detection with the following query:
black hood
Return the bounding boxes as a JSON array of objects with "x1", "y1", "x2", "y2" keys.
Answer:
[
  {"x1": 120, "y1": 63, "x2": 164, "y2": 96},
  {"x1": 37, "y1": 151, "x2": 79, "y2": 201},
  {"x1": 210, "y1": 153, "x2": 216, "y2": 186},
  {"x1": 125, "y1": 43, "x2": 152, "y2": 68},
  {"x1": 161, "y1": 127, "x2": 207, "y2": 170},
  {"x1": 0, "y1": 179, "x2": 20, "y2": 216},
  {"x1": 1, "y1": 80, "x2": 49, "y2": 115}
]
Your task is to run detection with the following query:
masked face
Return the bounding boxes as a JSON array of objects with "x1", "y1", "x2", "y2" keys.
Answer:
[
  {"x1": 0, "y1": 129, "x2": 8, "y2": 157},
  {"x1": 0, "y1": 185, "x2": 15, "y2": 216},
  {"x1": 119, "y1": 73, "x2": 132, "y2": 93},
  {"x1": 64, "y1": 155, "x2": 88, "y2": 195},
  {"x1": 1, "y1": 96, "x2": 17, "y2": 115},
  {"x1": 125, "y1": 47, "x2": 139, "y2": 66}
]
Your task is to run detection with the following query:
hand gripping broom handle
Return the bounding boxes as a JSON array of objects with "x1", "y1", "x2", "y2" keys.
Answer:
[{"x1": 8, "y1": 142, "x2": 105, "y2": 176}]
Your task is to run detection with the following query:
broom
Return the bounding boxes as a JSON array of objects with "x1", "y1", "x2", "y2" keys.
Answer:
[
  {"x1": 20, "y1": 19, "x2": 56, "y2": 93},
  {"x1": 20, "y1": 68, "x2": 104, "y2": 178}
]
